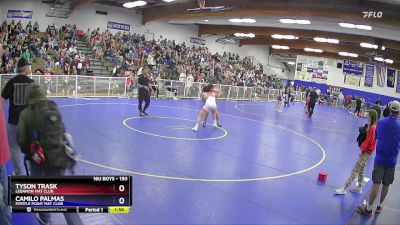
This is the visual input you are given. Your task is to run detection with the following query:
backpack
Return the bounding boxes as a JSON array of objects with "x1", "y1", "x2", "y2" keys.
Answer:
[
  {"x1": 29, "y1": 100, "x2": 77, "y2": 172},
  {"x1": 356, "y1": 124, "x2": 368, "y2": 147}
]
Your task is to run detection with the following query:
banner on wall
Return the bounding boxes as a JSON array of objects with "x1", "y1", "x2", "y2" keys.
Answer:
[
  {"x1": 344, "y1": 75, "x2": 361, "y2": 86},
  {"x1": 343, "y1": 60, "x2": 364, "y2": 76},
  {"x1": 295, "y1": 56, "x2": 327, "y2": 84},
  {"x1": 376, "y1": 65, "x2": 386, "y2": 87},
  {"x1": 190, "y1": 37, "x2": 206, "y2": 45},
  {"x1": 364, "y1": 64, "x2": 374, "y2": 87},
  {"x1": 387, "y1": 68, "x2": 396, "y2": 88},
  {"x1": 107, "y1": 21, "x2": 130, "y2": 31},
  {"x1": 397, "y1": 71, "x2": 400, "y2": 93},
  {"x1": 7, "y1": 10, "x2": 33, "y2": 19}
]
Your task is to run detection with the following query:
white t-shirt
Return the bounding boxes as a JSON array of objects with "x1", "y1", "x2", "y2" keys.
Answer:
[
  {"x1": 186, "y1": 75, "x2": 194, "y2": 86},
  {"x1": 137, "y1": 67, "x2": 143, "y2": 76},
  {"x1": 179, "y1": 73, "x2": 186, "y2": 82}
]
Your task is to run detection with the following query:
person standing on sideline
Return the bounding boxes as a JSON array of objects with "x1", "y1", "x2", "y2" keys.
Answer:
[
  {"x1": 307, "y1": 88, "x2": 319, "y2": 118},
  {"x1": 354, "y1": 97, "x2": 362, "y2": 116},
  {"x1": 17, "y1": 84, "x2": 83, "y2": 225},
  {"x1": 1, "y1": 58, "x2": 34, "y2": 175},
  {"x1": 335, "y1": 110, "x2": 378, "y2": 195},
  {"x1": 358, "y1": 101, "x2": 400, "y2": 216},
  {"x1": 137, "y1": 67, "x2": 152, "y2": 116},
  {"x1": 275, "y1": 86, "x2": 284, "y2": 112},
  {"x1": 0, "y1": 99, "x2": 11, "y2": 225}
]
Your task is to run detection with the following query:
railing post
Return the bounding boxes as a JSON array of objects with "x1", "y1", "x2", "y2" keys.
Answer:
[
  {"x1": 250, "y1": 88, "x2": 253, "y2": 101},
  {"x1": 183, "y1": 80, "x2": 186, "y2": 98},
  {"x1": 198, "y1": 83, "x2": 202, "y2": 99},
  {"x1": 236, "y1": 87, "x2": 239, "y2": 100},
  {"x1": 56, "y1": 76, "x2": 58, "y2": 96},
  {"x1": 94, "y1": 76, "x2": 96, "y2": 95},
  {"x1": 108, "y1": 77, "x2": 111, "y2": 96},
  {"x1": 124, "y1": 77, "x2": 127, "y2": 96},
  {"x1": 75, "y1": 75, "x2": 78, "y2": 97},
  {"x1": 227, "y1": 86, "x2": 231, "y2": 100}
]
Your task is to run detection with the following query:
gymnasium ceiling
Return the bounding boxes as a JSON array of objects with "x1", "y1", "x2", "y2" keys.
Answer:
[{"x1": 69, "y1": 0, "x2": 400, "y2": 68}]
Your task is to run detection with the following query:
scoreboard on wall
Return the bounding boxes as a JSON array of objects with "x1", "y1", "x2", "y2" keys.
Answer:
[{"x1": 9, "y1": 176, "x2": 132, "y2": 213}]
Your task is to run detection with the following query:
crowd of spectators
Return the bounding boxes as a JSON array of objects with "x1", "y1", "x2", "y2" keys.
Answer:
[
  {"x1": 84, "y1": 28, "x2": 284, "y2": 88},
  {"x1": 1, "y1": 20, "x2": 90, "y2": 77},
  {"x1": 2, "y1": 21, "x2": 285, "y2": 90}
]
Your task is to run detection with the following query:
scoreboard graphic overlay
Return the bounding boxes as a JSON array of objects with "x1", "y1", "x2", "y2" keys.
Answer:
[{"x1": 9, "y1": 176, "x2": 132, "y2": 213}]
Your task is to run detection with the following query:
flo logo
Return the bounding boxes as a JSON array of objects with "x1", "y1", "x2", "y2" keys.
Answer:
[{"x1": 363, "y1": 11, "x2": 383, "y2": 18}]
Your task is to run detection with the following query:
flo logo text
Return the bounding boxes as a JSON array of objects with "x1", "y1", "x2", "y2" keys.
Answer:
[{"x1": 363, "y1": 11, "x2": 383, "y2": 18}]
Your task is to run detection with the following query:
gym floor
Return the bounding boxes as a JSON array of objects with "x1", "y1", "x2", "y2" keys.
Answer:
[{"x1": 10, "y1": 98, "x2": 400, "y2": 225}]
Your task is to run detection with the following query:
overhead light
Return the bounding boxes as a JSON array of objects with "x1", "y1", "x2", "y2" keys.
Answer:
[
  {"x1": 279, "y1": 19, "x2": 311, "y2": 25},
  {"x1": 360, "y1": 42, "x2": 378, "y2": 49},
  {"x1": 355, "y1": 25, "x2": 372, "y2": 30},
  {"x1": 271, "y1": 34, "x2": 299, "y2": 40},
  {"x1": 339, "y1": 52, "x2": 358, "y2": 58},
  {"x1": 204, "y1": 20, "x2": 209, "y2": 22},
  {"x1": 385, "y1": 59, "x2": 393, "y2": 64},
  {"x1": 272, "y1": 45, "x2": 290, "y2": 50},
  {"x1": 228, "y1": 18, "x2": 256, "y2": 23},
  {"x1": 339, "y1": 22, "x2": 372, "y2": 30},
  {"x1": 338, "y1": 23, "x2": 355, "y2": 28},
  {"x1": 381, "y1": 46, "x2": 385, "y2": 50},
  {"x1": 234, "y1": 33, "x2": 255, "y2": 38},
  {"x1": 123, "y1": 1, "x2": 147, "y2": 8},
  {"x1": 296, "y1": 20, "x2": 311, "y2": 25},
  {"x1": 304, "y1": 48, "x2": 323, "y2": 53},
  {"x1": 287, "y1": 62, "x2": 295, "y2": 65},
  {"x1": 314, "y1": 37, "x2": 339, "y2": 44},
  {"x1": 163, "y1": 0, "x2": 175, "y2": 2},
  {"x1": 348, "y1": 53, "x2": 358, "y2": 58},
  {"x1": 374, "y1": 57, "x2": 393, "y2": 64},
  {"x1": 242, "y1": 18, "x2": 256, "y2": 23}
]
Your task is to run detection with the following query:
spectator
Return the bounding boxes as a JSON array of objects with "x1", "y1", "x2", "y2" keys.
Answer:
[
  {"x1": 335, "y1": 109, "x2": 378, "y2": 195},
  {"x1": 382, "y1": 103, "x2": 390, "y2": 117},
  {"x1": 375, "y1": 97, "x2": 381, "y2": 106},
  {"x1": 0, "y1": 97, "x2": 11, "y2": 225},
  {"x1": 358, "y1": 101, "x2": 400, "y2": 216},
  {"x1": 1, "y1": 58, "x2": 34, "y2": 175},
  {"x1": 17, "y1": 84, "x2": 83, "y2": 225}
]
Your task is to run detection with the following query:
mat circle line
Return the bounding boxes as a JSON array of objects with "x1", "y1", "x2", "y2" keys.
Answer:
[
  {"x1": 59, "y1": 102, "x2": 326, "y2": 182},
  {"x1": 123, "y1": 116, "x2": 228, "y2": 141}
]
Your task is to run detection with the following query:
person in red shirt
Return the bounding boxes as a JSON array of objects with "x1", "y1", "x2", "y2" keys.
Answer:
[
  {"x1": 335, "y1": 109, "x2": 378, "y2": 195},
  {"x1": 0, "y1": 102, "x2": 11, "y2": 225}
]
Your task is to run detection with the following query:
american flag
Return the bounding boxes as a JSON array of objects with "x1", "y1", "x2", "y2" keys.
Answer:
[{"x1": 376, "y1": 66, "x2": 386, "y2": 87}]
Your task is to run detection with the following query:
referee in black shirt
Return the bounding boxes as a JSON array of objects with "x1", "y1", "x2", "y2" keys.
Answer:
[
  {"x1": 137, "y1": 67, "x2": 152, "y2": 116},
  {"x1": 308, "y1": 88, "x2": 319, "y2": 118}
]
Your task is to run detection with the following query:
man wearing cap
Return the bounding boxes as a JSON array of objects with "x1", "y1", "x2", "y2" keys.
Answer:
[
  {"x1": 1, "y1": 58, "x2": 34, "y2": 175},
  {"x1": 358, "y1": 101, "x2": 400, "y2": 216}
]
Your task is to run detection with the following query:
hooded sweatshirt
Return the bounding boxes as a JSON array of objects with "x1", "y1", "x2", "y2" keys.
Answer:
[{"x1": 17, "y1": 84, "x2": 47, "y2": 154}]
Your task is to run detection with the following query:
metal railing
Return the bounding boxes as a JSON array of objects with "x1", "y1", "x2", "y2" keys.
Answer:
[{"x1": 0, "y1": 74, "x2": 308, "y2": 102}]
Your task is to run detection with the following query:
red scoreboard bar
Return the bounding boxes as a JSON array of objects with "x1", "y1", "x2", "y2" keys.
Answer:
[{"x1": 9, "y1": 176, "x2": 132, "y2": 213}]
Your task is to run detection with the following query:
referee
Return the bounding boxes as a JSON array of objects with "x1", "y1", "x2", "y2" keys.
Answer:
[{"x1": 137, "y1": 67, "x2": 152, "y2": 116}]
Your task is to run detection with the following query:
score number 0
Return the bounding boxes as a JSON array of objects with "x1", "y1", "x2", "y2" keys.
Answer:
[{"x1": 118, "y1": 184, "x2": 126, "y2": 205}]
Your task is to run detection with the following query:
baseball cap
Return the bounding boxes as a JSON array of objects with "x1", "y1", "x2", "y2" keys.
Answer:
[
  {"x1": 389, "y1": 101, "x2": 400, "y2": 112},
  {"x1": 17, "y1": 57, "x2": 31, "y2": 69}
]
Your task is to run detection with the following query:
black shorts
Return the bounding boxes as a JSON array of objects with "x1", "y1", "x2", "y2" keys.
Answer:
[{"x1": 372, "y1": 164, "x2": 396, "y2": 185}]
